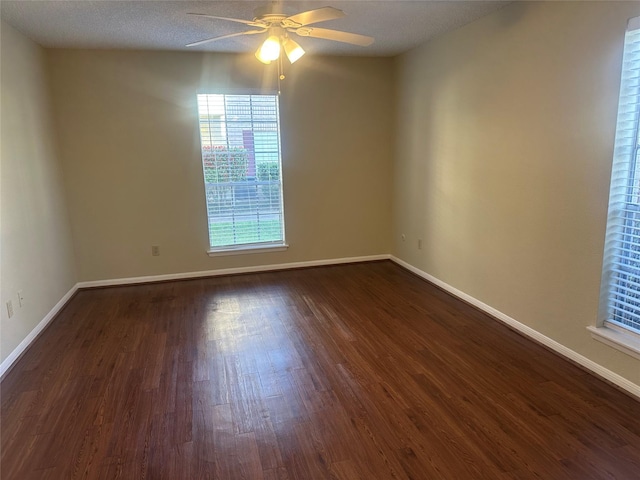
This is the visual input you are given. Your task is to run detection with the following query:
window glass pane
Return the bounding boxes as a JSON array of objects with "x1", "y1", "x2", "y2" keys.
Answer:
[{"x1": 197, "y1": 94, "x2": 285, "y2": 249}]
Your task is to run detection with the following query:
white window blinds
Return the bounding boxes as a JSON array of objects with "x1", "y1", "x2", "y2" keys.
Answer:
[
  {"x1": 600, "y1": 17, "x2": 640, "y2": 333},
  {"x1": 197, "y1": 94, "x2": 285, "y2": 250}
]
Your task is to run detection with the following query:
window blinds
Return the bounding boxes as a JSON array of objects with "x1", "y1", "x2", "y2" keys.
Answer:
[
  {"x1": 197, "y1": 94, "x2": 285, "y2": 250},
  {"x1": 601, "y1": 18, "x2": 640, "y2": 333}
]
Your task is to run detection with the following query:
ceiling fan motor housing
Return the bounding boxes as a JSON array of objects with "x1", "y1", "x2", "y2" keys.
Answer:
[{"x1": 254, "y1": 5, "x2": 293, "y2": 19}]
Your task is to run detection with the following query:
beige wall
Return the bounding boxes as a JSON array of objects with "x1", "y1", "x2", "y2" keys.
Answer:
[
  {"x1": 1, "y1": 21, "x2": 77, "y2": 363},
  {"x1": 47, "y1": 50, "x2": 394, "y2": 281},
  {"x1": 393, "y1": 1, "x2": 640, "y2": 384}
]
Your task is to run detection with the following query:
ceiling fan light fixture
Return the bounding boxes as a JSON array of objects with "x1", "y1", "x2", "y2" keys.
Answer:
[
  {"x1": 256, "y1": 35, "x2": 281, "y2": 64},
  {"x1": 187, "y1": 6, "x2": 373, "y2": 69},
  {"x1": 254, "y1": 47, "x2": 271, "y2": 64},
  {"x1": 284, "y1": 38, "x2": 305, "y2": 64}
]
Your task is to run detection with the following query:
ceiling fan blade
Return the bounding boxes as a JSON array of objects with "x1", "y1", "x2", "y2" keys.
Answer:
[
  {"x1": 294, "y1": 27, "x2": 374, "y2": 47},
  {"x1": 187, "y1": 13, "x2": 265, "y2": 28},
  {"x1": 186, "y1": 29, "x2": 265, "y2": 48},
  {"x1": 285, "y1": 7, "x2": 345, "y2": 27}
]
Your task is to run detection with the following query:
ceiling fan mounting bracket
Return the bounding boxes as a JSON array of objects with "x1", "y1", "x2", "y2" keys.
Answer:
[{"x1": 253, "y1": 5, "x2": 294, "y2": 20}]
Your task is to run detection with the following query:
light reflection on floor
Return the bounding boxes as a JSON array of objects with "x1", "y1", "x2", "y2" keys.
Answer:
[{"x1": 193, "y1": 283, "x2": 307, "y2": 436}]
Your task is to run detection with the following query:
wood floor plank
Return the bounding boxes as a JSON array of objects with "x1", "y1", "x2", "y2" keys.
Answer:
[{"x1": 1, "y1": 261, "x2": 639, "y2": 479}]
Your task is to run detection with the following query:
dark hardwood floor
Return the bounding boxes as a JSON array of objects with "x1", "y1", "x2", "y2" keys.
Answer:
[{"x1": 1, "y1": 261, "x2": 639, "y2": 479}]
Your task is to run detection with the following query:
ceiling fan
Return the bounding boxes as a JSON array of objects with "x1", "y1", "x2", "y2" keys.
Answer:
[{"x1": 186, "y1": 5, "x2": 374, "y2": 65}]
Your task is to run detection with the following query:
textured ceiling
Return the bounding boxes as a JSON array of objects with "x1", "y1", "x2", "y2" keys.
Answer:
[{"x1": 0, "y1": 1, "x2": 509, "y2": 57}]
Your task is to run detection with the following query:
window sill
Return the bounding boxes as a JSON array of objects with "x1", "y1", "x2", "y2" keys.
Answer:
[
  {"x1": 587, "y1": 325, "x2": 640, "y2": 360},
  {"x1": 207, "y1": 243, "x2": 289, "y2": 257}
]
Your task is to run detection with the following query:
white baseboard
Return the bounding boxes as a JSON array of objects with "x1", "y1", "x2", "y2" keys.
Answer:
[
  {"x1": 77, "y1": 254, "x2": 391, "y2": 288},
  {"x1": 390, "y1": 256, "x2": 640, "y2": 400},
  {"x1": 0, "y1": 285, "x2": 78, "y2": 378}
]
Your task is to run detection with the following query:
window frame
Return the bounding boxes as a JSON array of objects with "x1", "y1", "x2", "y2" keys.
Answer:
[
  {"x1": 196, "y1": 92, "x2": 288, "y2": 256},
  {"x1": 593, "y1": 16, "x2": 640, "y2": 358}
]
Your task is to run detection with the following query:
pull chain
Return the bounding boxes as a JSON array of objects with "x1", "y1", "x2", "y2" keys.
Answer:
[{"x1": 277, "y1": 54, "x2": 285, "y2": 95}]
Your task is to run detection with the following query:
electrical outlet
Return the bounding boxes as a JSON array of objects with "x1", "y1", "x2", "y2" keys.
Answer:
[
  {"x1": 418, "y1": 239, "x2": 422, "y2": 250},
  {"x1": 151, "y1": 245, "x2": 160, "y2": 256},
  {"x1": 6, "y1": 300, "x2": 13, "y2": 318},
  {"x1": 17, "y1": 290, "x2": 24, "y2": 307}
]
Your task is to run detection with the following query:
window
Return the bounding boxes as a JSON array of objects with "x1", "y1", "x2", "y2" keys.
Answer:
[
  {"x1": 599, "y1": 17, "x2": 640, "y2": 337},
  {"x1": 197, "y1": 94, "x2": 286, "y2": 253}
]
